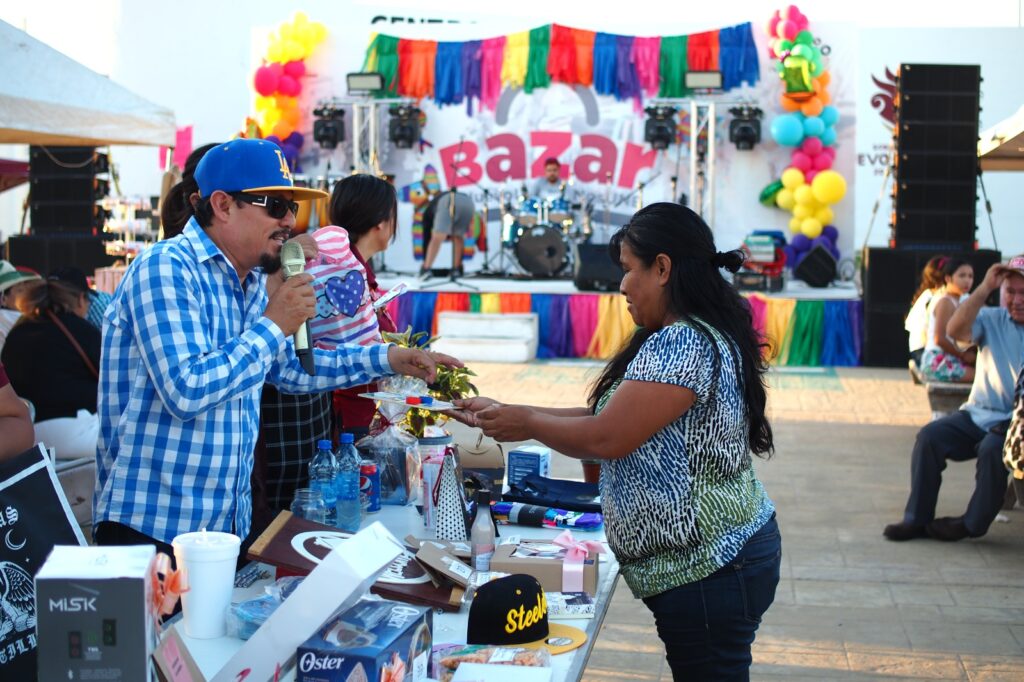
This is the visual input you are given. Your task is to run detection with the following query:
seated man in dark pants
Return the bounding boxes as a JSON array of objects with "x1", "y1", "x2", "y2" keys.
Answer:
[{"x1": 885, "y1": 257, "x2": 1024, "y2": 542}]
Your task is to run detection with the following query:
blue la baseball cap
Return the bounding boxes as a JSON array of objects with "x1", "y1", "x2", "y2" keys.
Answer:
[{"x1": 193, "y1": 138, "x2": 328, "y2": 202}]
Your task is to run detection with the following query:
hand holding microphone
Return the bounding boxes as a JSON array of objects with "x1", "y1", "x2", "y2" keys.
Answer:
[{"x1": 267, "y1": 241, "x2": 316, "y2": 375}]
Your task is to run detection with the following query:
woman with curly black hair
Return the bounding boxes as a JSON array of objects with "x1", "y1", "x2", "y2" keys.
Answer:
[{"x1": 453, "y1": 203, "x2": 780, "y2": 681}]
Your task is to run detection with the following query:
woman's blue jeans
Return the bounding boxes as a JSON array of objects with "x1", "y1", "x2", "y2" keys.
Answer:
[{"x1": 642, "y1": 515, "x2": 782, "y2": 681}]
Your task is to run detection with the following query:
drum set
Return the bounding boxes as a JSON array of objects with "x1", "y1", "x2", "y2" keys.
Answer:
[{"x1": 495, "y1": 194, "x2": 593, "y2": 278}]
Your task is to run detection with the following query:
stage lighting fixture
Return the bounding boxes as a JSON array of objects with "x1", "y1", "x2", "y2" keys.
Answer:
[
  {"x1": 312, "y1": 102, "x2": 346, "y2": 150},
  {"x1": 388, "y1": 105, "x2": 421, "y2": 149},
  {"x1": 346, "y1": 71, "x2": 385, "y2": 93},
  {"x1": 728, "y1": 106, "x2": 763, "y2": 151},
  {"x1": 644, "y1": 106, "x2": 677, "y2": 151}
]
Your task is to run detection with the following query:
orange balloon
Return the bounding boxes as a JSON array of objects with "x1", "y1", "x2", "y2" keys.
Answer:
[
  {"x1": 817, "y1": 89, "x2": 832, "y2": 105},
  {"x1": 272, "y1": 121, "x2": 294, "y2": 139},
  {"x1": 780, "y1": 94, "x2": 801, "y2": 111},
  {"x1": 801, "y1": 96, "x2": 823, "y2": 117},
  {"x1": 817, "y1": 71, "x2": 831, "y2": 88},
  {"x1": 281, "y1": 107, "x2": 300, "y2": 126},
  {"x1": 275, "y1": 95, "x2": 299, "y2": 111}
]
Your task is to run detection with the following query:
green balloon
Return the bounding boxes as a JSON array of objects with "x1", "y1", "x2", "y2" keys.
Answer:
[
  {"x1": 779, "y1": 39, "x2": 794, "y2": 52},
  {"x1": 759, "y1": 180, "x2": 785, "y2": 207},
  {"x1": 776, "y1": 61, "x2": 786, "y2": 74},
  {"x1": 790, "y1": 44, "x2": 814, "y2": 60},
  {"x1": 810, "y1": 56, "x2": 823, "y2": 76},
  {"x1": 795, "y1": 30, "x2": 814, "y2": 46}
]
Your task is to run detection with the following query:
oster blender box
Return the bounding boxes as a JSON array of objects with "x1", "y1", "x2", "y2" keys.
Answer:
[
  {"x1": 296, "y1": 598, "x2": 432, "y2": 682},
  {"x1": 35, "y1": 545, "x2": 157, "y2": 682}
]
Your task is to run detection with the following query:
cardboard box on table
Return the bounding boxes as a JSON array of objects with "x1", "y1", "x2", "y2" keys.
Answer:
[
  {"x1": 296, "y1": 598, "x2": 432, "y2": 682},
  {"x1": 35, "y1": 545, "x2": 157, "y2": 682},
  {"x1": 209, "y1": 522, "x2": 405, "y2": 682},
  {"x1": 490, "y1": 539, "x2": 600, "y2": 595}
]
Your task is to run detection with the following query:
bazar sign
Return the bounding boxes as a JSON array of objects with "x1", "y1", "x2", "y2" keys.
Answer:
[{"x1": 439, "y1": 131, "x2": 658, "y2": 190}]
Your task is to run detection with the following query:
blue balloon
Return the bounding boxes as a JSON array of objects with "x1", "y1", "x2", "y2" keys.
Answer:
[
  {"x1": 791, "y1": 234, "x2": 812, "y2": 252},
  {"x1": 811, "y1": 236, "x2": 832, "y2": 251},
  {"x1": 822, "y1": 224, "x2": 839, "y2": 243},
  {"x1": 829, "y1": 243, "x2": 841, "y2": 260},
  {"x1": 264, "y1": 135, "x2": 283, "y2": 147},
  {"x1": 803, "y1": 116, "x2": 825, "y2": 138},
  {"x1": 782, "y1": 245, "x2": 796, "y2": 267},
  {"x1": 284, "y1": 132, "x2": 304, "y2": 148},
  {"x1": 820, "y1": 105, "x2": 840, "y2": 127},
  {"x1": 770, "y1": 114, "x2": 805, "y2": 147},
  {"x1": 820, "y1": 126, "x2": 838, "y2": 147}
]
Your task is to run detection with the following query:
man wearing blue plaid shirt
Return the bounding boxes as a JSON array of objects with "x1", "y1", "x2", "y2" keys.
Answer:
[{"x1": 93, "y1": 139, "x2": 456, "y2": 554}]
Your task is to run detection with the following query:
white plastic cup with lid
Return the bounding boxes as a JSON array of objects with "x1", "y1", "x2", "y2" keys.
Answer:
[{"x1": 171, "y1": 529, "x2": 240, "y2": 639}]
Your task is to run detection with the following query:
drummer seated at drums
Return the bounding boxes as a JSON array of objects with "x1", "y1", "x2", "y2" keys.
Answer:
[
  {"x1": 420, "y1": 190, "x2": 475, "y2": 280},
  {"x1": 531, "y1": 157, "x2": 570, "y2": 201}
]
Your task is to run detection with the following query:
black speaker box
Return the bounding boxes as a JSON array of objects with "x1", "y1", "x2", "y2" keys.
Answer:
[
  {"x1": 30, "y1": 201, "x2": 109, "y2": 233},
  {"x1": 573, "y1": 242, "x2": 622, "y2": 292},
  {"x1": 5, "y1": 234, "x2": 115, "y2": 277},
  {"x1": 889, "y1": 211, "x2": 975, "y2": 251},
  {"x1": 895, "y1": 151, "x2": 977, "y2": 183},
  {"x1": 29, "y1": 146, "x2": 109, "y2": 176},
  {"x1": 897, "y1": 64, "x2": 981, "y2": 94},
  {"x1": 863, "y1": 309, "x2": 911, "y2": 367},
  {"x1": 793, "y1": 245, "x2": 836, "y2": 288},
  {"x1": 893, "y1": 181, "x2": 976, "y2": 213},
  {"x1": 30, "y1": 176, "x2": 109, "y2": 203}
]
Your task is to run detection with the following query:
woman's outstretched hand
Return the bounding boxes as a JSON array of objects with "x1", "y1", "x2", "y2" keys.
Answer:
[
  {"x1": 445, "y1": 396, "x2": 500, "y2": 428},
  {"x1": 476, "y1": 404, "x2": 533, "y2": 442}
]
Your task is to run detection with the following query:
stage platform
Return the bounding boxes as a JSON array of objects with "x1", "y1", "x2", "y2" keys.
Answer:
[{"x1": 377, "y1": 273, "x2": 863, "y2": 366}]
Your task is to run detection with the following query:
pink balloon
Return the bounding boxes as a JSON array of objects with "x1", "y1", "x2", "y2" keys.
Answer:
[
  {"x1": 821, "y1": 146, "x2": 837, "y2": 160},
  {"x1": 805, "y1": 169, "x2": 819, "y2": 182},
  {"x1": 801, "y1": 137, "x2": 824, "y2": 156},
  {"x1": 277, "y1": 75, "x2": 301, "y2": 97},
  {"x1": 813, "y1": 153, "x2": 834, "y2": 171},
  {"x1": 790, "y1": 151, "x2": 813, "y2": 173},
  {"x1": 784, "y1": 5, "x2": 802, "y2": 20},
  {"x1": 766, "y1": 15, "x2": 781, "y2": 37},
  {"x1": 767, "y1": 44, "x2": 777, "y2": 59},
  {"x1": 284, "y1": 60, "x2": 306, "y2": 78},
  {"x1": 254, "y1": 66, "x2": 279, "y2": 97},
  {"x1": 268, "y1": 62, "x2": 284, "y2": 79},
  {"x1": 796, "y1": 15, "x2": 810, "y2": 30}
]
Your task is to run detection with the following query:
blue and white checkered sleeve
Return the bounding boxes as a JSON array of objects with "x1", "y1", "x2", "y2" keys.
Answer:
[
  {"x1": 267, "y1": 340, "x2": 394, "y2": 394},
  {"x1": 127, "y1": 252, "x2": 285, "y2": 420}
]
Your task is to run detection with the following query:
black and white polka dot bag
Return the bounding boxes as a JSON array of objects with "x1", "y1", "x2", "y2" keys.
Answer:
[
  {"x1": 1003, "y1": 366, "x2": 1024, "y2": 480},
  {"x1": 433, "y1": 447, "x2": 469, "y2": 542}
]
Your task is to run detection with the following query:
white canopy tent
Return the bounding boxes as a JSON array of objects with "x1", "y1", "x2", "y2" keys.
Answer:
[
  {"x1": 0, "y1": 19, "x2": 176, "y2": 147},
  {"x1": 978, "y1": 105, "x2": 1024, "y2": 172}
]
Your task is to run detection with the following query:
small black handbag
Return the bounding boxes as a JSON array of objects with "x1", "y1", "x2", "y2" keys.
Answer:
[{"x1": 502, "y1": 474, "x2": 602, "y2": 513}]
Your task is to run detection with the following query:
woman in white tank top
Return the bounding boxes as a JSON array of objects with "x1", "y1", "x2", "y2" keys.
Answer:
[{"x1": 921, "y1": 258, "x2": 976, "y2": 383}]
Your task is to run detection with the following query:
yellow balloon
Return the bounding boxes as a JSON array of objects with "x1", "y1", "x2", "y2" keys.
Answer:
[
  {"x1": 811, "y1": 170, "x2": 847, "y2": 205},
  {"x1": 283, "y1": 40, "x2": 304, "y2": 62},
  {"x1": 801, "y1": 217, "x2": 824, "y2": 238},
  {"x1": 260, "y1": 108, "x2": 281, "y2": 130},
  {"x1": 293, "y1": 11, "x2": 309, "y2": 27},
  {"x1": 793, "y1": 204, "x2": 812, "y2": 220},
  {"x1": 266, "y1": 43, "x2": 284, "y2": 63},
  {"x1": 794, "y1": 185, "x2": 815, "y2": 205},
  {"x1": 775, "y1": 188, "x2": 795, "y2": 210},
  {"x1": 781, "y1": 168, "x2": 805, "y2": 190},
  {"x1": 278, "y1": 24, "x2": 295, "y2": 42},
  {"x1": 310, "y1": 23, "x2": 327, "y2": 44},
  {"x1": 815, "y1": 207, "x2": 835, "y2": 226},
  {"x1": 789, "y1": 216, "x2": 803, "y2": 233},
  {"x1": 254, "y1": 95, "x2": 275, "y2": 112},
  {"x1": 275, "y1": 95, "x2": 299, "y2": 111}
]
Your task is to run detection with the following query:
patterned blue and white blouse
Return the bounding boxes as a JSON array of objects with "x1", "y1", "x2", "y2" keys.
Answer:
[{"x1": 597, "y1": 318, "x2": 775, "y2": 598}]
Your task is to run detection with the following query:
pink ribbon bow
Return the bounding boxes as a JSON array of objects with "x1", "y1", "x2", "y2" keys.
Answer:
[{"x1": 552, "y1": 530, "x2": 605, "y2": 592}]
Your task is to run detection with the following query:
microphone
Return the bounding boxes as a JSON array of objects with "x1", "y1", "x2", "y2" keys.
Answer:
[{"x1": 280, "y1": 241, "x2": 315, "y2": 376}]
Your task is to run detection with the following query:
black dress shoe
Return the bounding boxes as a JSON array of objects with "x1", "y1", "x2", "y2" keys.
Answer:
[
  {"x1": 925, "y1": 516, "x2": 971, "y2": 542},
  {"x1": 883, "y1": 522, "x2": 927, "y2": 541}
]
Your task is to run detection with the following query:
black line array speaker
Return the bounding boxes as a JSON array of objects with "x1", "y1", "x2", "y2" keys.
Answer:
[
  {"x1": 5, "y1": 234, "x2": 115, "y2": 278},
  {"x1": 891, "y1": 64, "x2": 980, "y2": 252},
  {"x1": 572, "y1": 242, "x2": 623, "y2": 292},
  {"x1": 29, "y1": 146, "x2": 111, "y2": 234},
  {"x1": 861, "y1": 246, "x2": 1001, "y2": 367}
]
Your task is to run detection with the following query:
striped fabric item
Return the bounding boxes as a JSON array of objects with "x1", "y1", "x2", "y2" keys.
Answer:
[{"x1": 308, "y1": 226, "x2": 381, "y2": 348}]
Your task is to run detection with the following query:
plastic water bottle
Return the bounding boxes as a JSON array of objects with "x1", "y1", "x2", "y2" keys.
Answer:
[
  {"x1": 308, "y1": 440, "x2": 337, "y2": 526},
  {"x1": 335, "y1": 433, "x2": 362, "y2": 533}
]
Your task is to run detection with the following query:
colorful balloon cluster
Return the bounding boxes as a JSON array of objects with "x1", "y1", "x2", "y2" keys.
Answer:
[
  {"x1": 762, "y1": 6, "x2": 847, "y2": 267},
  {"x1": 249, "y1": 12, "x2": 327, "y2": 165}
]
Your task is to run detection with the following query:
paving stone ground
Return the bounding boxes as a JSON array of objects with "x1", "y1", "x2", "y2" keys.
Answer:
[{"x1": 463, "y1": 362, "x2": 1024, "y2": 681}]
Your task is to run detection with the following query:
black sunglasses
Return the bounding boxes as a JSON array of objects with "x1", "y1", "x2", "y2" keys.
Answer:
[{"x1": 231, "y1": 192, "x2": 299, "y2": 219}]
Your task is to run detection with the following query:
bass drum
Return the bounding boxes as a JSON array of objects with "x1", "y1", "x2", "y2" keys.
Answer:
[{"x1": 515, "y1": 223, "x2": 569, "y2": 277}]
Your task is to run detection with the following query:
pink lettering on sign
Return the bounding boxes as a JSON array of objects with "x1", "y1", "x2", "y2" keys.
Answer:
[
  {"x1": 618, "y1": 143, "x2": 658, "y2": 189},
  {"x1": 529, "y1": 131, "x2": 572, "y2": 178},
  {"x1": 485, "y1": 134, "x2": 527, "y2": 181},
  {"x1": 439, "y1": 140, "x2": 483, "y2": 188},
  {"x1": 574, "y1": 134, "x2": 618, "y2": 183}
]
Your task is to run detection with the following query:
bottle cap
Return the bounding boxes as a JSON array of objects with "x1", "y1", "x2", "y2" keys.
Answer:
[
  {"x1": 340, "y1": 433, "x2": 355, "y2": 444},
  {"x1": 405, "y1": 396, "x2": 422, "y2": 405},
  {"x1": 420, "y1": 396, "x2": 434, "y2": 405},
  {"x1": 317, "y1": 439, "x2": 333, "y2": 450},
  {"x1": 476, "y1": 489, "x2": 491, "y2": 505}
]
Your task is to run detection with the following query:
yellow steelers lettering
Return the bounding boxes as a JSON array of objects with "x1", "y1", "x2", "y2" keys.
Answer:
[
  {"x1": 504, "y1": 593, "x2": 548, "y2": 634},
  {"x1": 274, "y1": 149, "x2": 293, "y2": 182}
]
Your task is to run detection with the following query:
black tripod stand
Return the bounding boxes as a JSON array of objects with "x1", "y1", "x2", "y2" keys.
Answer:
[{"x1": 419, "y1": 187, "x2": 479, "y2": 291}]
